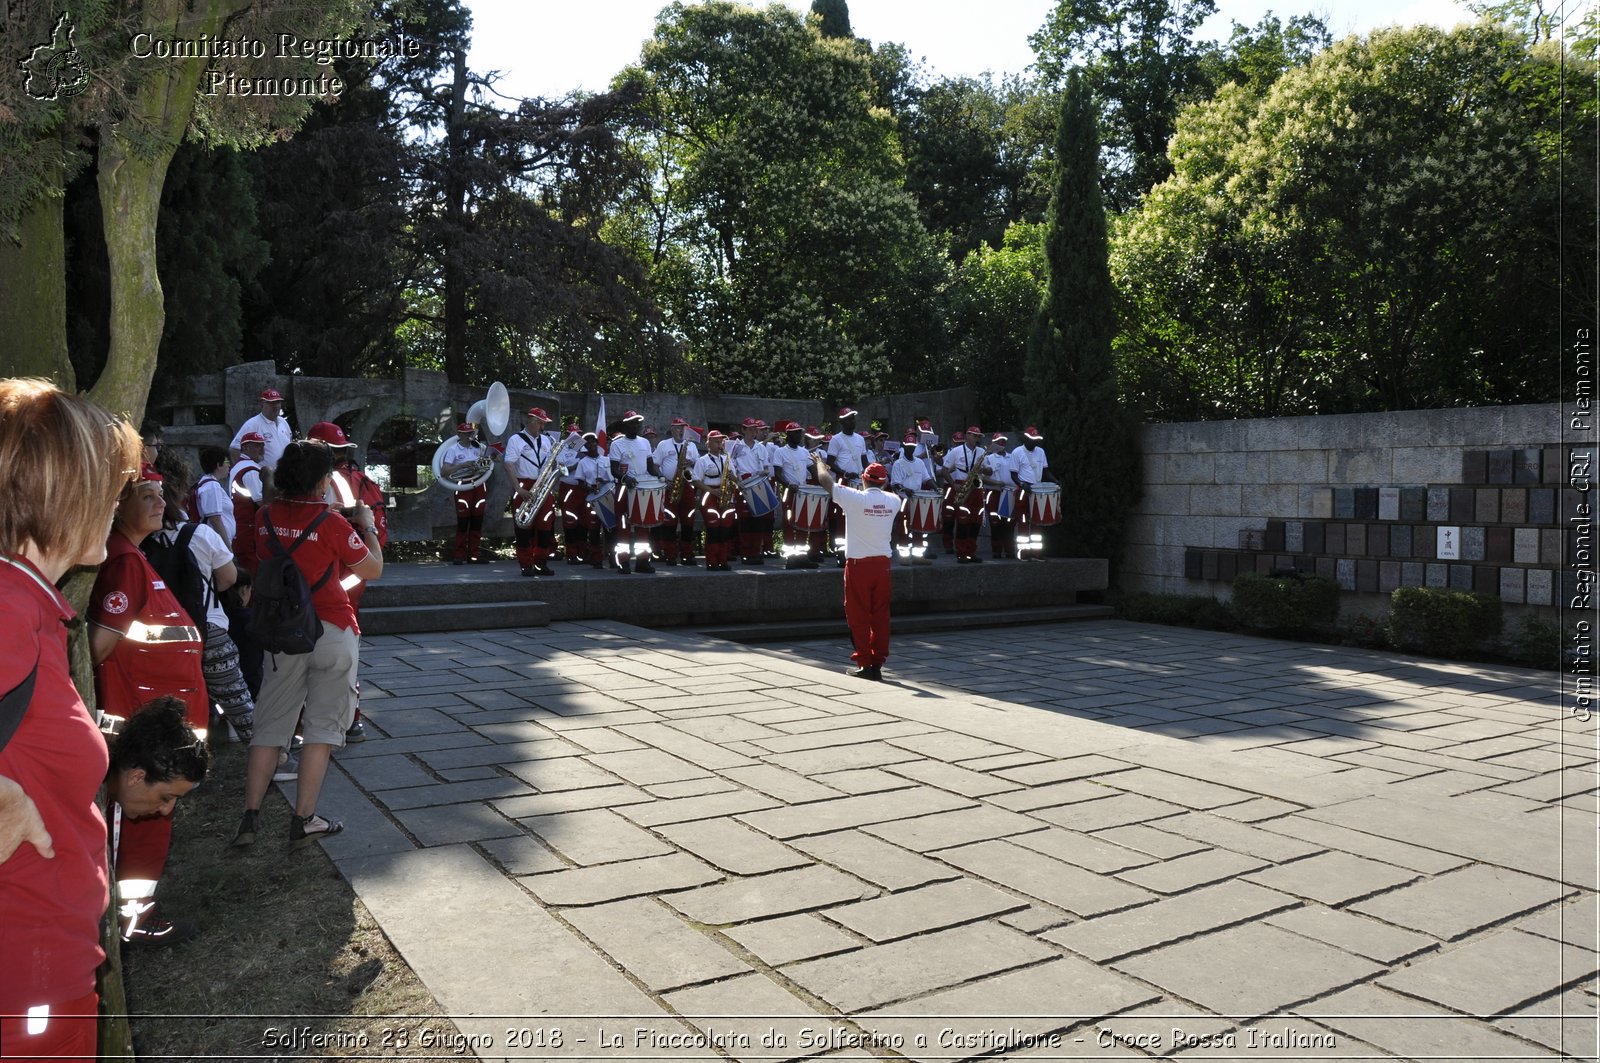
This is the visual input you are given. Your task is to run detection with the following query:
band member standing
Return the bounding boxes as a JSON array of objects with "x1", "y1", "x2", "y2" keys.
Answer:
[
  {"x1": 1010, "y1": 425, "x2": 1053, "y2": 560},
  {"x1": 557, "y1": 421, "x2": 589, "y2": 564},
  {"x1": 651, "y1": 418, "x2": 699, "y2": 566},
  {"x1": 693, "y1": 431, "x2": 736, "y2": 571},
  {"x1": 984, "y1": 433, "x2": 1017, "y2": 560},
  {"x1": 439, "y1": 422, "x2": 493, "y2": 565},
  {"x1": 891, "y1": 431, "x2": 936, "y2": 562},
  {"x1": 503, "y1": 407, "x2": 559, "y2": 577},
  {"x1": 608, "y1": 410, "x2": 657, "y2": 574},
  {"x1": 772, "y1": 422, "x2": 819, "y2": 569},
  {"x1": 943, "y1": 425, "x2": 988, "y2": 563},
  {"x1": 729, "y1": 418, "x2": 768, "y2": 566},
  {"x1": 229, "y1": 387, "x2": 294, "y2": 470},
  {"x1": 575, "y1": 432, "x2": 617, "y2": 569},
  {"x1": 813, "y1": 456, "x2": 898, "y2": 681}
]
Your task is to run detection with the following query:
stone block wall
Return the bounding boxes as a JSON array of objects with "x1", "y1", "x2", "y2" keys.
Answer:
[{"x1": 1123, "y1": 404, "x2": 1573, "y2": 613}]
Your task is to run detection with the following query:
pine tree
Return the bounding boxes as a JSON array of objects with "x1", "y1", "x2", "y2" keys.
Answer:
[
  {"x1": 1023, "y1": 70, "x2": 1142, "y2": 573},
  {"x1": 811, "y1": 0, "x2": 853, "y2": 38}
]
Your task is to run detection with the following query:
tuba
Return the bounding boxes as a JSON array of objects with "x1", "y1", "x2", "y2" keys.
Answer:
[
  {"x1": 516, "y1": 431, "x2": 580, "y2": 527},
  {"x1": 432, "y1": 382, "x2": 510, "y2": 491}
]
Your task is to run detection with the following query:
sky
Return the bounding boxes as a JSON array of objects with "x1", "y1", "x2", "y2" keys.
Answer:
[{"x1": 464, "y1": 0, "x2": 1480, "y2": 103}]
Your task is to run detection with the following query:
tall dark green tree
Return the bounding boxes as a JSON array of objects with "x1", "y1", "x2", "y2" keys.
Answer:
[
  {"x1": 1024, "y1": 71, "x2": 1141, "y2": 571},
  {"x1": 811, "y1": 0, "x2": 853, "y2": 39}
]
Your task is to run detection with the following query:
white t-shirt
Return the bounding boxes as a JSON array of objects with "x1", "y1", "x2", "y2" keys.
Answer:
[
  {"x1": 653, "y1": 437, "x2": 699, "y2": 483},
  {"x1": 230, "y1": 413, "x2": 293, "y2": 469},
  {"x1": 230, "y1": 458, "x2": 263, "y2": 504},
  {"x1": 773, "y1": 444, "x2": 811, "y2": 487},
  {"x1": 831, "y1": 484, "x2": 898, "y2": 559},
  {"x1": 943, "y1": 444, "x2": 987, "y2": 482},
  {"x1": 609, "y1": 435, "x2": 654, "y2": 481},
  {"x1": 693, "y1": 452, "x2": 731, "y2": 491},
  {"x1": 192, "y1": 475, "x2": 234, "y2": 543},
  {"x1": 152, "y1": 522, "x2": 232, "y2": 629},
  {"x1": 504, "y1": 429, "x2": 558, "y2": 480},
  {"x1": 575, "y1": 454, "x2": 613, "y2": 489},
  {"x1": 729, "y1": 437, "x2": 765, "y2": 479},
  {"x1": 1011, "y1": 444, "x2": 1049, "y2": 485},
  {"x1": 891, "y1": 454, "x2": 929, "y2": 494},
  {"x1": 827, "y1": 432, "x2": 868, "y2": 476},
  {"x1": 983, "y1": 449, "x2": 1013, "y2": 486}
]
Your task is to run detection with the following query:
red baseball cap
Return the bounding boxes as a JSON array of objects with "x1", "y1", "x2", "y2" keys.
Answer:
[
  {"x1": 966, "y1": 424, "x2": 982, "y2": 437},
  {"x1": 990, "y1": 433, "x2": 1008, "y2": 445},
  {"x1": 260, "y1": 388, "x2": 283, "y2": 402},
  {"x1": 456, "y1": 422, "x2": 475, "y2": 433},
  {"x1": 902, "y1": 431, "x2": 918, "y2": 445},
  {"x1": 527, "y1": 407, "x2": 550, "y2": 421},
  {"x1": 741, "y1": 417, "x2": 760, "y2": 429},
  {"x1": 805, "y1": 425, "x2": 824, "y2": 439},
  {"x1": 670, "y1": 416, "x2": 689, "y2": 427},
  {"x1": 644, "y1": 425, "x2": 658, "y2": 436},
  {"x1": 1023, "y1": 426, "x2": 1044, "y2": 440},
  {"x1": 952, "y1": 430, "x2": 966, "y2": 443},
  {"x1": 705, "y1": 429, "x2": 725, "y2": 441},
  {"x1": 862, "y1": 462, "x2": 888, "y2": 484},
  {"x1": 838, "y1": 406, "x2": 858, "y2": 419},
  {"x1": 308, "y1": 421, "x2": 354, "y2": 447},
  {"x1": 239, "y1": 431, "x2": 266, "y2": 446},
  {"x1": 622, "y1": 409, "x2": 644, "y2": 422}
]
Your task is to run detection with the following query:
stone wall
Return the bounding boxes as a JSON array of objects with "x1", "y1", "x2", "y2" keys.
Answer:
[{"x1": 1123, "y1": 404, "x2": 1573, "y2": 614}]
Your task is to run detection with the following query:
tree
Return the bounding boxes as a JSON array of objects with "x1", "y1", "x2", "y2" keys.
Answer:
[
  {"x1": 811, "y1": 0, "x2": 853, "y2": 39},
  {"x1": 1029, "y1": 0, "x2": 1217, "y2": 211},
  {"x1": 946, "y1": 221, "x2": 1046, "y2": 421},
  {"x1": 1197, "y1": 13, "x2": 1331, "y2": 95},
  {"x1": 619, "y1": 1, "x2": 949, "y2": 400},
  {"x1": 1024, "y1": 72, "x2": 1141, "y2": 571},
  {"x1": 1114, "y1": 24, "x2": 1588, "y2": 417}
]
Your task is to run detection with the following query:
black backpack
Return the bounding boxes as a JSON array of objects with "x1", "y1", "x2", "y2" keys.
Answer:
[
  {"x1": 247, "y1": 511, "x2": 333, "y2": 655},
  {"x1": 141, "y1": 523, "x2": 210, "y2": 630}
]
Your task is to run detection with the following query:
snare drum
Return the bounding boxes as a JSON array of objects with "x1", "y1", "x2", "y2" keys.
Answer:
[
  {"x1": 587, "y1": 484, "x2": 617, "y2": 530},
  {"x1": 989, "y1": 486, "x2": 1016, "y2": 520},
  {"x1": 1027, "y1": 482, "x2": 1061, "y2": 526},
  {"x1": 739, "y1": 473, "x2": 780, "y2": 518},
  {"x1": 906, "y1": 490, "x2": 942, "y2": 534},
  {"x1": 624, "y1": 476, "x2": 667, "y2": 528},
  {"x1": 790, "y1": 484, "x2": 830, "y2": 532}
]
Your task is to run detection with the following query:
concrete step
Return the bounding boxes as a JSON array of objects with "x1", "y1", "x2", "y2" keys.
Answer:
[
  {"x1": 693, "y1": 604, "x2": 1114, "y2": 643},
  {"x1": 360, "y1": 600, "x2": 551, "y2": 636}
]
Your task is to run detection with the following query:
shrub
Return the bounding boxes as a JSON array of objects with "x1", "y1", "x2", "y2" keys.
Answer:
[
  {"x1": 1231, "y1": 572, "x2": 1341, "y2": 634},
  {"x1": 1115, "y1": 592, "x2": 1236, "y2": 630},
  {"x1": 1503, "y1": 614, "x2": 1562, "y2": 670},
  {"x1": 1386, "y1": 586, "x2": 1503, "y2": 657}
]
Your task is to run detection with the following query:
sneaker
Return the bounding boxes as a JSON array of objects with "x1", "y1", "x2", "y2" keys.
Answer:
[
  {"x1": 346, "y1": 719, "x2": 367, "y2": 743},
  {"x1": 290, "y1": 812, "x2": 345, "y2": 849},
  {"x1": 273, "y1": 754, "x2": 299, "y2": 782},
  {"x1": 847, "y1": 665, "x2": 883, "y2": 682},
  {"x1": 231, "y1": 809, "x2": 260, "y2": 848},
  {"x1": 521, "y1": 566, "x2": 538, "y2": 577},
  {"x1": 122, "y1": 915, "x2": 198, "y2": 948}
]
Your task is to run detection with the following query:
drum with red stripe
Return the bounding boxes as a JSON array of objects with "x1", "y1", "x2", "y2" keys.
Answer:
[
  {"x1": 623, "y1": 476, "x2": 667, "y2": 527},
  {"x1": 906, "y1": 490, "x2": 942, "y2": 534},
  {"x1": 1026, "y1": 482, "x2": 1062, "y2": 526},
  {"x1": 790, "y1": 485, "x2": 830, "y2": 532}
]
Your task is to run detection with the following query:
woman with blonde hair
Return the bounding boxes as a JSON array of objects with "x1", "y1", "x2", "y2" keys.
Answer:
[{"x1": 0, "y1": 379, "x2": 139, "y2": 1063}]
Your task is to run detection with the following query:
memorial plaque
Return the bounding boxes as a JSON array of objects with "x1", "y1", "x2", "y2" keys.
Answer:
[
  {"x1": 1543, "y1": 447, "x2": 1565, "y2": 484},
  {"x1": 1527, "y1": 569, "x2": 1553, "y2": 606},
  {"x1": 1184, "y1": 548, "x2": 1204, "y2": 580},
  {"x1": 1356, "y1": 559, "x2": 1379, "y2": 593},
  {"x1": 1354, "y1": 488, "x2": 1379, "y2": 519},
  {"x1": 1335, "y1": 558, "x2": 1356, "y2": 591},
  {"x1": 1425, "y1": 563, "x2": 1447, "y2": 588},
  {"x1": 1542, "y1": 529, "x2": 1566, "y2": 565},
  {"x1": 1296, "y1": 554, "x2": 1315, "y2": 573},
  {"x1": 1316, "y1": 557, "x2": 1336, "y2": 580},
  {"x1": 1499, "y1": 568, "x2": 1526, "y2": 604},
  {"x1": 1427, "y1": 487, "x2": 1451, "y2": 522},
  {"x1": 1485, "y1": 527, "x2": 1513, "y2": 562},
  {"x1": 1379, "y1": 561, "x2": 1401, "y2": 593},
  {"x1": 1218, "y1": 552, "x2": 1238, "y2": 582},
  {"x1": 1275, "y1": 554, "x2": 1295, "y2": 572},
  {"x1": 1449, "y1": 564, "x2": 1474, "y2": 590},
  {"x1": 1474, "y1": 566, "x2": 1499, "y2": 595},
  {"x1": 1264, "y1": 520, "x2": 1286, "y2": 552},
  {"x1": 1514, "y1": 528, "x2": 1539, "y2": 564},
  {"x1": 1202, "y1": 550, "x2": 1219, "y2": 580},
  {"x1": 1436, "y1": 526, "x2": 1462, "y2": 560},
  {"x1": 1399, "y1": 487, "x2": 1426, "y2": 521},
  {"x1": 1462, "y1": 526, "x2": 1486, "y2": 561},
  {"x1": 1449, "y1": 487, "x2": 1475, "y2": 524},
  {"x1": 1462, "y1": 450, "x2": 1488, "y2": 483},
  {"x1": 1378, "y1": 487, "x2": 1400, "y2": 520},
  {"x1": 1475, "y1": 488, "x2": 1500, "y2": 524},
  {"x1": 1311, "y1": 487, "x2": 1333, "y2": 518},
  {"x1": 1390, "y1": 525, "x2": 1412, "y2": 558},
  {"x1": 1529, "y1": 488, "x2": 1555, "y2": 525},
  {"x1": 1256, "y1": 553, "x2": 1275, "y2": 573},
  {"x1": 1304, "y1": 522, "x2": 1326, "y2": 554},
  {"x1": 1368, "y1": 525, "x2": 1389, "y2": 557},
  {"x1": 1348, "y1": 523, "x2": 1368, "y2": 556},
  {"x1": 1238, "y1": 529, "x2": 1265, "y2": 551},
  {"x1": 1501, "y1": 488, "x2": 1527, "y2": 524},
  {"x1": 1401, "y1": 561, "x2": 1423, "y2": 587},
  {"x1": 1325, "y1": 524, "x2": 1346, "y2": 554},
  {"x1": 1416, "y1": 529, "x2": 1436, "y2": 559},
  {"x1": 1285, "y1": 521, "x2": 1304, "y2": 552},
  {"x1": 1487, "y1": 449, "x2": 1514, "y2": 484},
  {"x1": 1334, "y1": 487, "x2": 1355, "y2": 519},
  {"x1": 1515, "y1": 448, "x2": 1541, "y2": 484}
]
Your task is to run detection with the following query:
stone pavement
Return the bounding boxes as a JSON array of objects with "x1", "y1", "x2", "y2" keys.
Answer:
[{"x1": 309, "y1": 619, "x2": 1597, "y2": 1062}]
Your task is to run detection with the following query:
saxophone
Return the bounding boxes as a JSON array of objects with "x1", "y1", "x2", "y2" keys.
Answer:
[
  {"x1": 954, "y1": 447, "x2": 985, "y2": 509},
  {"x1": 514, "y1": 436, "x2": 576, "y2": 528},
  {"x1": 669, "y1": 442, "x2": 691, "y2": 502}
]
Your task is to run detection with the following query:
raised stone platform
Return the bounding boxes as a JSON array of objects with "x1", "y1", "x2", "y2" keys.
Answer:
[{"x1": 358, "y1": 557, "x2": 1108, "y2": 635}]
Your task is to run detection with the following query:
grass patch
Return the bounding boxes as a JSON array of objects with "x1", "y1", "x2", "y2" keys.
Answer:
[{"x1": 122, "y1": 741, "x2": 453, "y2": 1060}]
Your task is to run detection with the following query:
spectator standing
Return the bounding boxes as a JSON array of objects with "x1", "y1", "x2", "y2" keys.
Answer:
[
  {"x1": 228, "y1": 388, "x2": 293, "y2": 470},
  {"x1": 188, "y1": 446, "x2": 234, "y2": 544}
]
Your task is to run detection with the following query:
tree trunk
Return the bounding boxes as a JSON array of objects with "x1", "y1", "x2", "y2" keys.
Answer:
[
  {"x1": 443, "y1": 45, "x2": 470, "y2": 384},
  {"x1": 0, "y1": 165, "x2": 73, "y2": 387}
]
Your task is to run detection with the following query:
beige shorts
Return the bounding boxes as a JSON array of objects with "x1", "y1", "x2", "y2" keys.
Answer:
[{"x1": 250, "y1": 622, "x2": 360, "y2": 748}]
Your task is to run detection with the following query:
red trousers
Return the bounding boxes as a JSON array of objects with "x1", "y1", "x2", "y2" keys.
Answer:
[
  {"x1": 454, "y1": 484, "x2": 487, "y2": 560},
  {"x1": 944, "y1": 485, "x2": 982, "y2": 558},
  {"x1": 701, "y1": 491, "x2": 736, "y2": 567},
  {"x1": 844, "y1": 556, "x2": 892, "y2": 667},
  {"x1": 0, "y1": 990, "x2": 98, "y2": 1062},
  {"x1": 513, "y1": 478, "x2": 557, "y2": 566},
  {"x1": 652, "y1": 485, "x2": 696, "y2": 561}
]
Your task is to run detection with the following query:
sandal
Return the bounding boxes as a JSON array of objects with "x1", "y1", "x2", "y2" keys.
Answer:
[
  {"x1": 231, "y1": 809, "x2": 259, "y2": 848},
  {"x1": 289, "y1": 812, "x2": 344, "y2": 849}
]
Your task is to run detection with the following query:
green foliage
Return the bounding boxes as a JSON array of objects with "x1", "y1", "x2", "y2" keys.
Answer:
[
  {"x1": 1115, "y1": 591, "x2": 1235, "y2": 629},
  {"x1": 619, "y1": 0, "x2": 949, "y2": 400},
  {"x1": 947, "y1": 221, "x2": 1046, "y2": 422},
  {"x1": 810, "y1": 0, "x2": 853, "y2": 39},
  {"x1": 1503, "y1": 614, "x2": 1563, "y2": 670},
  {"x1": 1114, "y1": 24, "x2": 1591, "y2": 419},
  {"x1": 1023, "y1": 72, "x2": 1142, "y2": 571},
  {"x1": 1231, "y1": 573, "x2": 1341, "y2": 634},
  {"x1": 1197, "y1": 13, "x2": 1331, "y2": 95},
  {"x1": 1386, "y1": 587, "x2": 1504, "y2": 658}
]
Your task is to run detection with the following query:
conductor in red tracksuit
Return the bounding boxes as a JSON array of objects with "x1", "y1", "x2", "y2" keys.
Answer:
[{"x1": 812, "y1": 457, "x2": 899, "y2": 682}]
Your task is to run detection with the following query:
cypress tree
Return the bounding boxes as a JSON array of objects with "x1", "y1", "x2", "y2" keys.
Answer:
[
  {"x1": 810, "y1": 0, "x2": 853, "y2": 39},
  {"x1": 1023, "y1": 70, "x2": 1142, "y2": 574}
]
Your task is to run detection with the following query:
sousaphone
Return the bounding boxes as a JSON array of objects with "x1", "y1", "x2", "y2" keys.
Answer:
[{"x1": 432, "y1": 382, "x2": 510, "y2": 491}]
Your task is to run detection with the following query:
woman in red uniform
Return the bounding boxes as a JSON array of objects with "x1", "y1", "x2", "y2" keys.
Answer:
[
  {"x1": 0, "y1": 379, "x2": 140, "y2": 1063},
  {"x1": 88, "y1": 462, "x2": 207, "y2": 945}
]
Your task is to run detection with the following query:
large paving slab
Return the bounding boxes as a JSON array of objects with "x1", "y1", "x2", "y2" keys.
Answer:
[{"x1": 324, "y1": 619, "x2": 1595, "y2": 1061}]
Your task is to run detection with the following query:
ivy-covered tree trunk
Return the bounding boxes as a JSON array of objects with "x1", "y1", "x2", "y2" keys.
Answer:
[
  {"x1": 0, "y1": 170, "x2": 73, "y2": 386},
  {"x1": 1023, "y1": 70, "x2": 1142, "y2": 575}
]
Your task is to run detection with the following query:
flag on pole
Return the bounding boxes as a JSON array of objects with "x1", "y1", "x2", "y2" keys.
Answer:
[{"x1": 594, "y1": 395, "x2": 608, "y2": 454}]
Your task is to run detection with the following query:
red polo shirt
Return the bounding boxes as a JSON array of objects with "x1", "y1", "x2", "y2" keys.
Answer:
[
  {"x1": 0, "y1": 555, "x2": 109, "y2": 1011},
  {"x1": 255, "y1": 498, "x2": 371, "y2": 634},
  {"x1": 88, "y1": 534, "x2": 207, "y2": 728}
]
